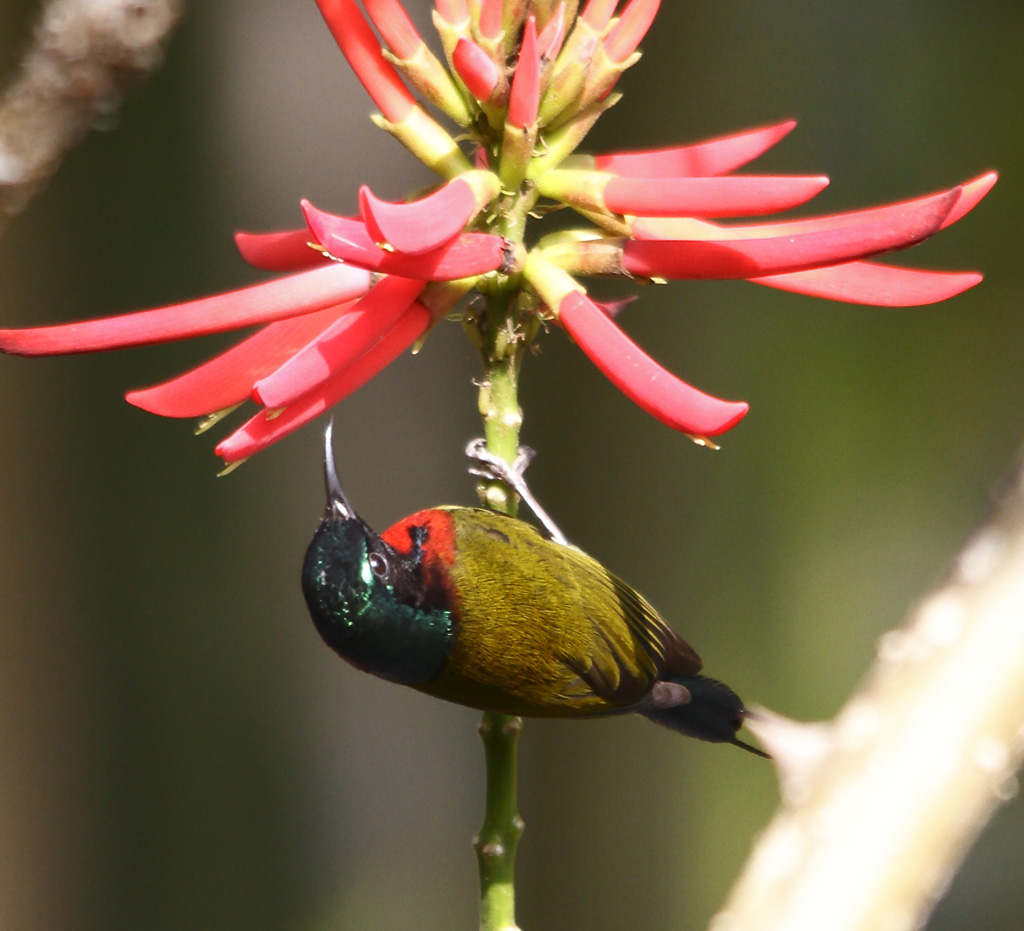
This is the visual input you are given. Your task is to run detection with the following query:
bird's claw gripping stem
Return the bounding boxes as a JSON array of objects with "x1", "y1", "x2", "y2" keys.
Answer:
[{"x1": 466, "y1": 438, "x2": 569, "y2": 546}]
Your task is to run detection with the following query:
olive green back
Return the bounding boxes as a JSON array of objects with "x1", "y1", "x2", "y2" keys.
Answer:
[{"x1": 416, "y1": 508, "x2": 701, "y2": 717}]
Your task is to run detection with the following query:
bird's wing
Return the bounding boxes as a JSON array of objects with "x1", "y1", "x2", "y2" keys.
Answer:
[
  {"x1": 556, "y1": 545, "x2": 703, "y2": 707},
  {"x1": 608, "y1": 571, "x2": 703, "y2": 676},
  {"x1": 437, "y1": 507, "x2": 703, "y2": 715}
]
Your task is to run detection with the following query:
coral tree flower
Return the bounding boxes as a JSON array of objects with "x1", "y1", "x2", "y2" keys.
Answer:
[{"x1": 0, "y1": 0, "x2": 994, "y2": 464}]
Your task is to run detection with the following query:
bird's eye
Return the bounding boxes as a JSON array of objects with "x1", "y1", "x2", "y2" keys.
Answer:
[{"x1": 368, "y1": 552, "x2": 387, "y2": 578}]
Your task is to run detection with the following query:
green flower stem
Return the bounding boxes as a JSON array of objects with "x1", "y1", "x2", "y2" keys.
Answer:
[
  {"x1": 473, "y1": 276, "x2": 532, "y2": 931},
  {"x1": 469, "y1": 150, "x2": 542, "y2": 931},
  {"x1": 475, "y1": 712, "x2": 524, "y2": 931},
  {"x1": 478, "y1": 302, "x2": 524, "y2": 489}
]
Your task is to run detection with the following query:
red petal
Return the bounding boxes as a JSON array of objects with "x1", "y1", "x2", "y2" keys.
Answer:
[
  {"x1": 315, "y1": 0, "x2": 415, "y2": 122},
  {"x1": 252, "y1": 275, "x2": 425, "y2": 408},
  {"x1": 593, "y1": 294, "x2": 639, "y2": 318},
  {"x1": 125, "y1": 302, "x2": 356, "y2": 418},
  {"x1": 302, "y1": 200, "x2": 505, "y2": 280},
  {"x1": 452, "y1": 37, "x2": 500, "y2": 102},
  {"x1": 603, "y1": 174, "x2": 829, "y2": 218},
  {"x1": 622, "y1": 187, "x2": 958, "y2": 279},
  {"x1": 361, "y1": 0, "x2": 423, "y2": 59},
  {"x1": 508, "y1": 17, "x2": 540, "y2": 129},
  {"x1": 603, "y1": 0, "x2": 661, "y2": 63},
  {"x1": 751, "y1": 262, "x2": 982, "y2": 306},
  {"x1": 558, "y1": 291, "x2": 748, "y2": 437},
  {"x1": 633, "y1": 173, "x2": 994, "y2": 240},
  {"x1": 537, "y1": 4, "x2": 567, "y2": 59},
  {"x1": 435, "y1": 0, "x2": 468, "y2": 24},
  {"x1": 478, "y1": 0, "x2": 503, "y2": 39},
  {"x1": 580, "y1": 0, "x2": 618, "y2": 29},
  {"x1": 940, "y1": 171, "x2": 998, "y2": 227},
  {"x1": 0, "y1": 264, "x2": 372, "y2": 356},
  {"x1": 215, "y1": 303, "x2": 432, "y2": 462},
  {"x1": 749, "y1": 173, "x2": 993, "y2": 304},
  {"x1": 359, "y1": 180, "x2": 475, "y2": 254},
  {"x1": 234, "y1": 229, "x2": 326, "y2": 271},
  {"x1": 594, "y1": 120, "x2": 797, "y2": 178}
]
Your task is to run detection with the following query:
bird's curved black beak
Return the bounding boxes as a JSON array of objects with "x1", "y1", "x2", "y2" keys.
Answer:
[{"x1": 323, "y1": 418, "x2": 356, "y2": 521}]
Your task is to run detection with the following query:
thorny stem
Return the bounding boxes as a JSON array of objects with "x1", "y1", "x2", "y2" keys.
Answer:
[
  {"x1": 472, "y1": 282, "x2": 527, "y2": 931},
  {"x1": 471, "y1": 176, "x2": 538, "y2": 928},
  {"x1": 475, "y1": 710, "x2": 525, "y2": 931}
]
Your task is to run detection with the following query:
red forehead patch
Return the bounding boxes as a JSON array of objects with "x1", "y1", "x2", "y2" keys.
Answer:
[{"x1": 381, "y1": 508, "x2": 457, "y2": 571}]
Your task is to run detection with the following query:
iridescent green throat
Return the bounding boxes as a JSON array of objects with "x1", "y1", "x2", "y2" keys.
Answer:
[{"x1": 301, "y1": 518, "x2": 454, "y2": 685}]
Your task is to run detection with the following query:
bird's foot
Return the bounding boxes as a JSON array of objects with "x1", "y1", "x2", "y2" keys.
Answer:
[
  {"x1": 466, "y1": 438, "x2": 535, "y2": 483},
  {"x1": 466, "y1": 439, "x2": 569, "y2": 546}
]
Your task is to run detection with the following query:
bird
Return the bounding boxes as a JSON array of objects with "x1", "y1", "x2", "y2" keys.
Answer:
[{"x1": 302, "y1": 423, "x2": 766, "y2": 756}]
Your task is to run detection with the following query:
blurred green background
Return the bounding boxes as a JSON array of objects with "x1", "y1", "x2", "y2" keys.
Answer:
[{"x1": 1, "y1": 2, "x2": 1022, "y2": 929}]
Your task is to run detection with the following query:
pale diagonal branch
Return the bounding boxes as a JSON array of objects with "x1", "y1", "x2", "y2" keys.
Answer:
[{"x1": 723, "y1": 447, "x2": 1024, "y2": 931}]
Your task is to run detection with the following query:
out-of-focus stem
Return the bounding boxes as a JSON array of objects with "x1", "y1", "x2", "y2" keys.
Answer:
[
  {"x1": 718, "y1": 449, "x2": 1024, "y2": 931},
  {"x1": 0, "y1": 0, "x2": 183, "y2": 238}
]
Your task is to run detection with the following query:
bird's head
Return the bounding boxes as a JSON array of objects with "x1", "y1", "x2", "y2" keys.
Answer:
[
  {"x1": 300, "y1": 420, "x2": 452, "y2": 685},
  {"x1": 302, "y1": 419, "x2": 394, "y2": 619}
]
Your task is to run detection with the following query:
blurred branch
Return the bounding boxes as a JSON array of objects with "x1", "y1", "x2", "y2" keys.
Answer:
[
  {"x1": 723, "y1": 448, "x2": 1024, "y2": 931},
  {"x1": 0, "y1": 0, "x2": 183, "y2": 238}
]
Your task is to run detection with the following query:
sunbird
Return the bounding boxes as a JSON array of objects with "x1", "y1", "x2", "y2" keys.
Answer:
[{"x1": 303, "y1": 424, "x2": 765, "y2": 756}]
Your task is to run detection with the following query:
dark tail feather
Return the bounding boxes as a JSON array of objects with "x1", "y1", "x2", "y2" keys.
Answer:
[{"x1": 640, "y1": 674, "x2": 770, "y2": 758}]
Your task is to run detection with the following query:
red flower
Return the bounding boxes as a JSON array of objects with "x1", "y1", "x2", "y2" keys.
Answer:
[
  {"x1": 0, "y1": 0, "x2": 994, "y2": 462},
  {"x1": 0, "y1": 213, "x2": 504, "y2": 464}
]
